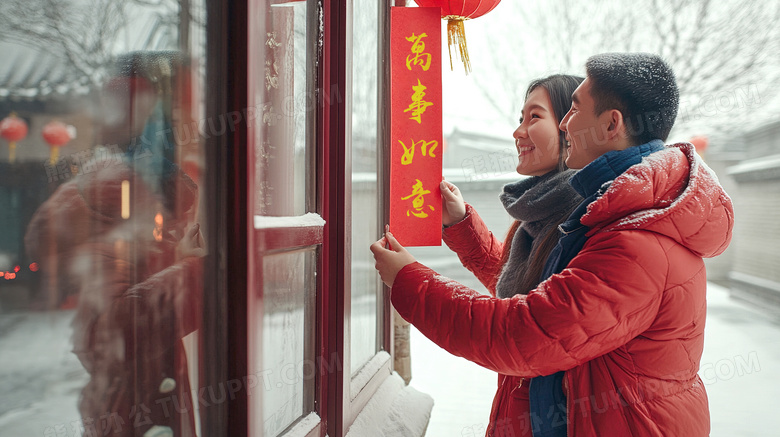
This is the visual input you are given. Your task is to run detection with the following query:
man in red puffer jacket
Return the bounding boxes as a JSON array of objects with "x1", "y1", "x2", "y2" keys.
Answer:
[{"x1": 372, "y1": 53, "x2": 733, "y2": 436}]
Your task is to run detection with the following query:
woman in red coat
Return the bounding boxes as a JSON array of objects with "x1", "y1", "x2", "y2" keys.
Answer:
[
  {"x1": 438, "y1": 74, "x2": 582, "y2": 436},
  {"x1": 372, "y1": 53, "x2": 735, "y2": 436}
]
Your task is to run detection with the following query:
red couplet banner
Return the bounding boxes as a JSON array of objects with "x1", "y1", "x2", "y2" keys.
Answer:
[{"x1": 389, "y1": 6, "x2": 443, "y2": 247}]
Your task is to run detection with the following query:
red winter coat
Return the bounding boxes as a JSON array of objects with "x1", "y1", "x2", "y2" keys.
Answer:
[
  {"x1": 441, "y1": 203, "x2": 535, "y2": 436},
  {"x1": 393, "y1": 143, "x2": 734, "y2": 437}
]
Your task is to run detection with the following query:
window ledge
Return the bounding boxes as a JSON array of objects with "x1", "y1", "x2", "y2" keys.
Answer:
[
  {"x1": 350, "y1": 351, "x2": 391, "y2": 400},
  {"x1": 254, "y1": 213, "x2": 326, "y2": 229},
  {"x1": 280, "y1": 412, "x2": 320, "y2": 437},
  {"x1": 345, "y1": 372, "x2": 433, "y2": 437}
]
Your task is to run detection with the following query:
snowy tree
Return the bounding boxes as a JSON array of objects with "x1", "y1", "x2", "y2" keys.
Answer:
[
  {"x1": 0, "y1": 0, "x2": 132, "y2": 85},
  {"x1": 0, "y1": 0, "x2": 202, "y2": 89},
  {"x1": 467, "y1": 0, "x2": 780, "y2": 137}
]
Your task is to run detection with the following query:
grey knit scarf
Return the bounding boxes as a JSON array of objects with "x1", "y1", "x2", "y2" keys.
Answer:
[{"x1": 495, "y1": 170, "x2": 581, "y2": 298}]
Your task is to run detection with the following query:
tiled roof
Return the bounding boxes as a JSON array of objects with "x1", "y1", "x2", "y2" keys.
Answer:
[
  {"x1": 0, "y1": 41, "x2": 92, "y2": 101},
  {"x1": 0, "y1": 6, "x2": 179, "y2": 103}
]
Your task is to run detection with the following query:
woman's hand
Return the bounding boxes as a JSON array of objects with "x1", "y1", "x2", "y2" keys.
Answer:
[
  {"x1": 370, "y1": 231, "x2": 416, "y2": 287},
  {"x1": 440, "y1": 180, "x2": 466, "y2": 226},
  {"x1": 177, "y1": 223, "x2": 206, "y2": 259}
]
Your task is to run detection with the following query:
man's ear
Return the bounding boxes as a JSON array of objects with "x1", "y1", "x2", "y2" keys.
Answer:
[{"x1": 606, "y1": 109, "x2": 626, "y2": 141}]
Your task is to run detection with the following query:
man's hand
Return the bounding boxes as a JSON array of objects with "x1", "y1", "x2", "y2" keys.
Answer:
[
  {"x1": 370, "y1": 231, "x2": 416, "y2": 287},
  {"x1": 440, "y1": 180, "x2": 466, "y2": 226}
]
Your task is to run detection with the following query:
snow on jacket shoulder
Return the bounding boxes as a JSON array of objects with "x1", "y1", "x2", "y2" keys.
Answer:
[
  {"x1": 582, "y1": 142, "x2": 733, "y2": 257},
  {"x1": 391, "y1": 143, "x2": 734, "y2": 437}
]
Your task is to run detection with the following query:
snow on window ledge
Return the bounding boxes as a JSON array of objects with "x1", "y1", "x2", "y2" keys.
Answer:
[
  {"x1": 350, "y1": 351, "x2": 391, "y2": 401},
  {"x1": 345, "y1": 371, "x2": 434, "y2": 437},
  {"x1": 279, "y1": 412, "x2": 320, "y2": 437},
  {"x1": 254, "y1": 213, "x2": 326, "y2": 230}
]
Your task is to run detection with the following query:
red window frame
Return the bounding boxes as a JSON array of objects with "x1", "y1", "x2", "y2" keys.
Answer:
[
  {"x1": 208, "y1": 1, "x2": 395, "y2": 435},
  {"x1": 321, "y1": 1, "x2": 394, "y2": 435}
]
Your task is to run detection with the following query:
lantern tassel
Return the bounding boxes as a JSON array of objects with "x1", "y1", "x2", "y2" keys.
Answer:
[
  {"x1": 446, "y1": 17, "x2": 471, "y2": 74},
  {"x1": 49, "y1": 146, "x2": 60, "y2": 165},
  {"x1": 9, "y1": 141, "x2": 16, "y2": 163}
]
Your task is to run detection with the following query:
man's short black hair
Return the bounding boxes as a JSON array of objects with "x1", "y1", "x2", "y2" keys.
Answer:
[{"x1": 585, "y1": 53, "x2": 679, "y2": 145}]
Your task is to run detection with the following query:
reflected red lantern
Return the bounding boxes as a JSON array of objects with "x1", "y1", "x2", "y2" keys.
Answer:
[
  {"x1": 42, "y1": 120, "x2": 74, "y2": 164},
  {"x1": 414, "y1": 0, "x2": 502, "y2": 74},
  {"x1": 689, "y1": 136, "x2": 709, "y2": 154},
  {"x1": 1, "y1": 113, "x2": 28, "y2": 163}
]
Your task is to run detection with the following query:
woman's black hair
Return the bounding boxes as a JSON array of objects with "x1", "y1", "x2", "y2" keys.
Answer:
[
  {"x1": 524, "y1": 74, "x2": 584, "y2": 172},
  {"x1": 501, "y1": 74, "x2": 584, "y2": 295}
]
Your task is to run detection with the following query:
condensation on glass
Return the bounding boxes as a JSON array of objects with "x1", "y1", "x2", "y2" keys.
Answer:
[
  {"x1": 261, "y1": 248, "x2": 317, "y2": 437},
  {"x1": 253, "y1": 2, "x2": 310, "y2": 218},
  {"x1": 349, "y1": 0, "x2": 383, "y2": 377},
  {"x1": 249, "y1": 1, "x2": 318, "y2": 436},
  {"x1": 0, "y1": 1, "x2": 208, "y2": 436}
]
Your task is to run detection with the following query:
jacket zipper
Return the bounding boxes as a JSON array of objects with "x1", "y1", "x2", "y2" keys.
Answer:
[
  {"x1": 488, "y1": 377, "x2": 506, "y2": 437},
  {"x1": 488, "y1": 377, "x2": 524, "y2": 437},
  {"x1": 564, "y1": 372, "x2": 572, "y2": 437}
]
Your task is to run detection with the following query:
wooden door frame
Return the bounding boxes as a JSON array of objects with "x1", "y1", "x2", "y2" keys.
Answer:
[{"x1": 203, "y1": 0, "x2": 249, "y2": 436}]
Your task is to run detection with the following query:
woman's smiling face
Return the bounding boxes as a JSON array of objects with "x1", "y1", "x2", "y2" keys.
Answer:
[{"x1": 513, "y1": 87, "x2": 562, "y2": 176}]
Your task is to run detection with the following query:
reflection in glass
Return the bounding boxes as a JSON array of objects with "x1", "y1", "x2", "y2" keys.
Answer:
[
  {"x1": 0, "y1": 1, "x2": 208, "y2": 436},
  {"x1": 350, "y1": 0, "x2": 382, "y2": 376},
  {"x1": 262, "y1": 248, "x2": 316, "y2": 437}
]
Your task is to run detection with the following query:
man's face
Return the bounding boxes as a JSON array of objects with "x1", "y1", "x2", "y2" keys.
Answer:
[{"x1": 559, "y1": 77, "x2": 613, "y2": 169}]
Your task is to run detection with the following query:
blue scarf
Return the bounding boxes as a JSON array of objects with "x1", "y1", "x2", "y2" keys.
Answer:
[{"x1": 528, "y1": 140, "x2": 665, "y2": 437}]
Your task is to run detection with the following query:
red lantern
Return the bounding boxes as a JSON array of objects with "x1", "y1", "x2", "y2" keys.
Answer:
[
  {"x1": 42, "y1": 121, "x2": 74, "y2": 164},
  {"x1": 1, "y1": 113, "x2": 28, "y2": 163},
  {"x1": 689, "y1": 136, "x2": 709, "y2": 154},
  {"x1": 414, "y1": 0, "x2": 502, "y2": 74}
]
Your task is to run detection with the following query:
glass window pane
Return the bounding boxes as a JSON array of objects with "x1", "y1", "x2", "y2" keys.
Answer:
[
  {"x1": 1, "y1": 1, "x2": 208, "y2": 436},
  {"x1": 253, "y1": 1, "x2": 310, "y2": 217},
  {"x1": 261, "y1": 248, "x2": 317, "y2": 437},
  {"x1": 350, "y1": 0, "x2": 382, "y2": 376}
]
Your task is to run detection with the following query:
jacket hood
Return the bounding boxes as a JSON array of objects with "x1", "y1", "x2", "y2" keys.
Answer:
[{"x1": 581, "y1": 142, "x2": 734, "y2": 258}]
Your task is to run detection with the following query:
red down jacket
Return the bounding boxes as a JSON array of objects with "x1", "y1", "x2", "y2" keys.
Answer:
[
  {"x1": 441, "y1": 203, "x2": 536, "y2": 436},
  {"x1": 392, "y1": 143, "x2": 734, "y2": 437}
]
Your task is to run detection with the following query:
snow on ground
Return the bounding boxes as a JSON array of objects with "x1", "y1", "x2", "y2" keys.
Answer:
[
  {"x1": 0, "y1": 310, "x2": 88, "y2": 437},
  {"x1": 409, "y1": 326, "x2": 496, "y2": 437},
  {"x1": 411, "y1": 282, "x2": 780, "y2": 437},
  {"x1": 701, "y1": 282, "x2": 780, "y2": 435},
  {"x1": 1, "y1": 282, "x2": 779, "y2": 436}
]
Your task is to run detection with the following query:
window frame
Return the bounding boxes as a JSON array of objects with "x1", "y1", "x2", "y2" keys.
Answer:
[
  {"x1": 246, "y1": 1, "x2": 326, "y2": 437},
  {"x1": 202, "y1": 0, "x2": 243, "y2": 435},
  {"x1": 217, "y1": 0, "x2": 396, "y2": 435},
  {"x1": 323, "y1": 0, "x2": 395, "y2": 435}
]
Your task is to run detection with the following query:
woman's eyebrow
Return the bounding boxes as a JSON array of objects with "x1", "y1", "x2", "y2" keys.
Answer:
[{"x1": 523, "y1": 104, "x2": 548, "y2": 114}]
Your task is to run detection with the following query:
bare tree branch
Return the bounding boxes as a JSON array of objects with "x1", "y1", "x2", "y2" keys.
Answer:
[
  {"x1": 468, "y1": 0, "x2": 780, "y2": 137},
  {"x1": 0, "y1": 0, "x2": 204, "y2": 92}
]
